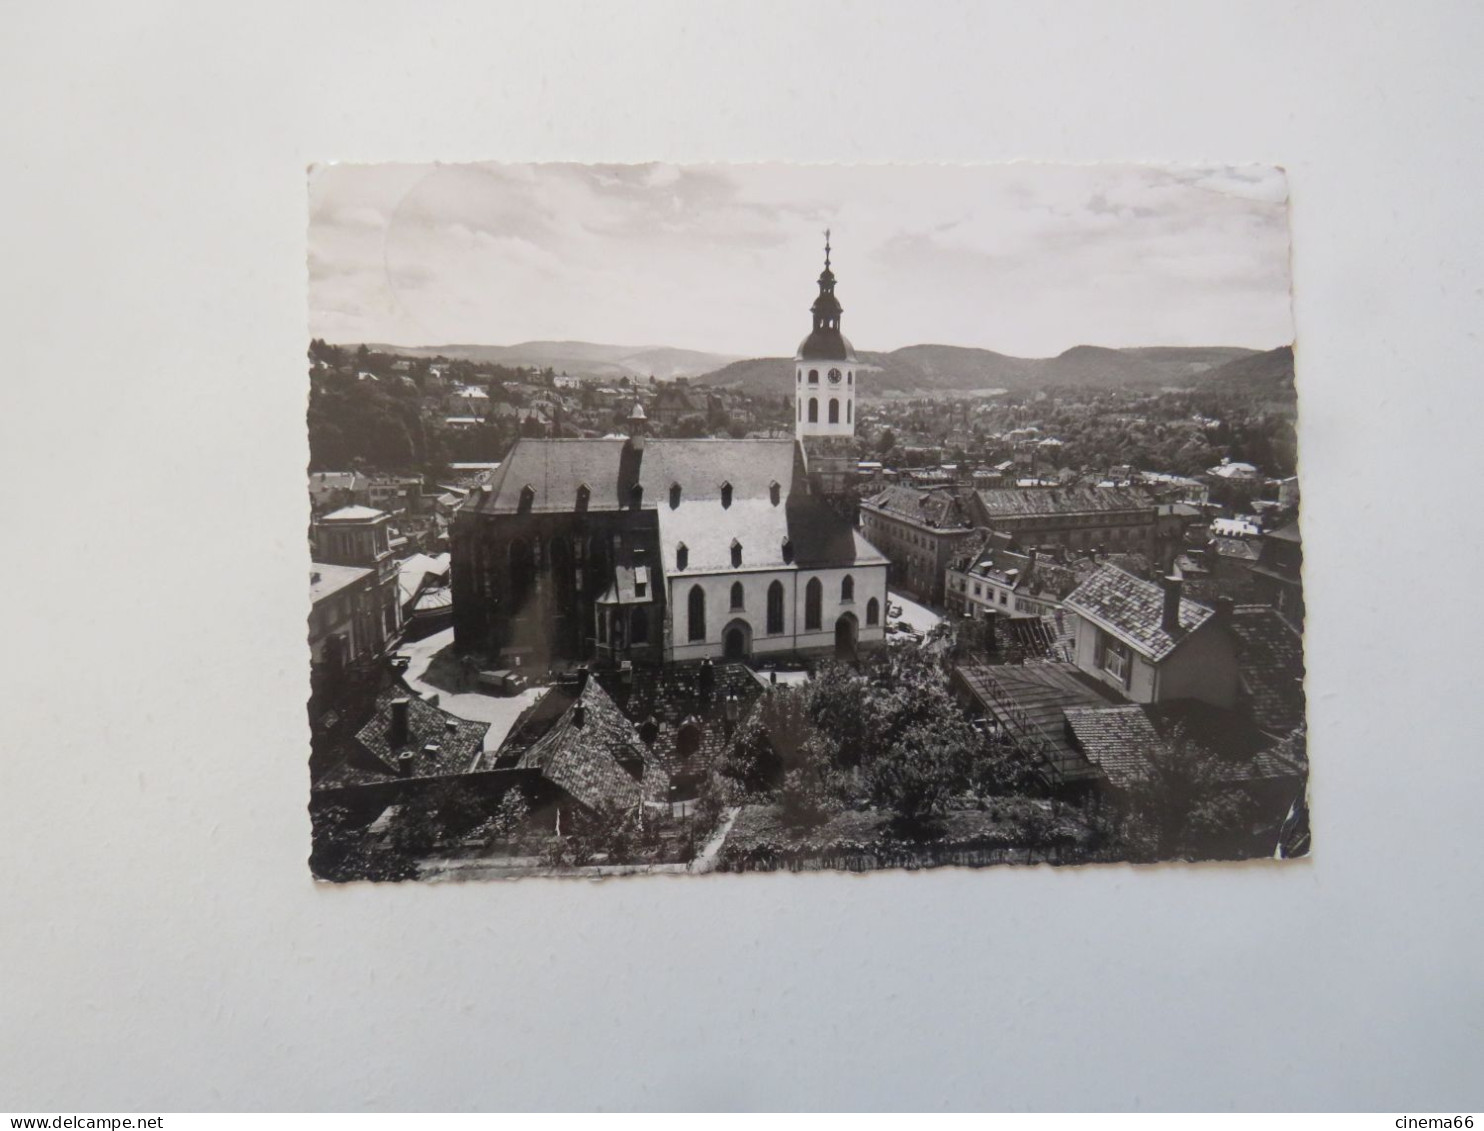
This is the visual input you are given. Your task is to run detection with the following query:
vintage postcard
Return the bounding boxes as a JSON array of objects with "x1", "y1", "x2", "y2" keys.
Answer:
[{"x1": 306, "y1": 162, "x2": 1306, "y2": 881}]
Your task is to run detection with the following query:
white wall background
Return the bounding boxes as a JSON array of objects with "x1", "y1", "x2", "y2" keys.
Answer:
[{"x1": 3, "y1": 0, "x2": 1482, "y2": 1112}]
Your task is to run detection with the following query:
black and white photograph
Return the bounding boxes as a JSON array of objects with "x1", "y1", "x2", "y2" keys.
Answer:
[
  {"x1": 306, "y1": 162, "x2": 1307, "y2": 881},
  {"x1": 13, "y1": 0, "x2": 1484, "y2": 1114}
]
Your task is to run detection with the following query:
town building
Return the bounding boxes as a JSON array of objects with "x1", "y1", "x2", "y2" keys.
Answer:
[
  {"x1": 1249, "y1": 520, "x2": 1304, "y2": 629},
  {"x1": 858, "y1": 485, "x2": 975, "y2": 603},
  {"x1": 367, "y1": 474, "x2": 424, "y2": 516},
  {"x1": 945, "y1": 533, "x2": 1081, "y2": 623},
  {"x1": 1062, "y1": 564, "x2": 1238, "y2": 707},
  {"x1": 309, "y1": 563, "x2": 392, "y2": 682},
  {"x1": 312, "y1": 505, "x2": 403, "y2": 648},
  {"x1": 967, "y1": 484, "x2": 1158, "y2": 558},
  {"x1": 308, "y1": 470, "x2": 370, "y2": 515}
]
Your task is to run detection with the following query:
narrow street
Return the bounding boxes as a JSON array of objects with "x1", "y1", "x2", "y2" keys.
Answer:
[{"x1": 396, "y1": 627, "x2": 545, "y2": 752}]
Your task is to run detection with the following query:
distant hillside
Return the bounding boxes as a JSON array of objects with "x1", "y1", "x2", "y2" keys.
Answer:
[
  {"x1": 694, "y1": 343, "x2": 1264, "y2": 397},
  {"x1": 1197, "y1": 345, "x2": 1295, "y2": 398},
  {"x1": 353, "y1": 340, "x2": 743, "y2": 381}
]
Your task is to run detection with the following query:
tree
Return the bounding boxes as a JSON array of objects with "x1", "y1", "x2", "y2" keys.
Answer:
[
  {"x1": 722, "y1": 686, "x2": 813, "y2": 793},
  {"x1": 1123, "y1": 726, "x2": 1259, "y2": 861},
  {"x1": 388, "y1": 779, "x2": 486, "y2": 859},
  {"x1": 864, "y1": 714, "x2": 968, "y2": 830}
]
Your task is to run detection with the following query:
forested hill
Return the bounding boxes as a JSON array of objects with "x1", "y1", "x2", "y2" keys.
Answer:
[
  {"x1": 694, "y1": 343, "x2": 1265, "y2": 397},
  {"x1": 1197, "y1": 344, "x2": 1296, "y2": 399}
]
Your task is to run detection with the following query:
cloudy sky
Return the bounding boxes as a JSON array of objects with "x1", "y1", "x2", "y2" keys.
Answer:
[{"x1": 308, "y1": 162, "x2": 1293, "y2": 359}]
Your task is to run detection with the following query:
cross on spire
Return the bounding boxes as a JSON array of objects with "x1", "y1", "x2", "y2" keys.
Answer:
[{"x1": 824, "y1": 228, "x2": 831, "y2": 270}]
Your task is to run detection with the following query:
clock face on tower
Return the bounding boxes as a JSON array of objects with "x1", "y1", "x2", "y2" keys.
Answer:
[{"x1": 827, "y1": 368, "x2": 842, "y2": 384}]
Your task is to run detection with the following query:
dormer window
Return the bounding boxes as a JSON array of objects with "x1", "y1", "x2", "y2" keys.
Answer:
[
  {"x1": 669, "y1": 482, "x2": 682, "y2": 509},
  {"x1": 769, "y1": 480, "x2": 781, "y2": 506},
  {"x1": 781, "y1": 535, "x2": 794, "y2": 564},
  {"x1": 676, "y1": 542, "x2": 689, "y2": 571},
  {"x1": 720, "y1": 481, "x2": 733, "y2": 509},
  {"x1": 730, "y1": 539, "x2": 743, "y2": 568},
  {"x1": 518, "y1": 484, "x2": 535, "y2": 512},
  {"x1": 575, "y1": 483, "x2": 590, "y2": 511}
]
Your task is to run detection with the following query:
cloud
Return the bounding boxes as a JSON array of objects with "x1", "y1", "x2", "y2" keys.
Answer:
[{"x1": 309, "y1": 162, "x2": 1293, "y2": 355}]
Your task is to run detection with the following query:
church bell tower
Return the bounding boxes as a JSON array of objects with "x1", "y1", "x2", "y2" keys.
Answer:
[{"x1": 795, "y1": 231, "x2": 857, "y2": 441}]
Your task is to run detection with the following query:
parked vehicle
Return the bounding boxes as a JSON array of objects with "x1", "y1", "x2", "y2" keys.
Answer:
[{"x1": 476, "y1": 669, "x2": 527, "y2": 696}]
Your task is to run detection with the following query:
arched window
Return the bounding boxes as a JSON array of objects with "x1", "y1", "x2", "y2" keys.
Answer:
[
  {"x1": 808, "y1": 398, "x2": 818, "y2": 423},
  {"x1": 808, "y1": 369, "x2": 819, "y2": 384},
  {"x1": 769, "y1": 480, "x2": 781, "y2": 506},
  {"x1": 687, "y1": 585, "x2": 706, "y2": 642},
  {"x1": 669, "y1": 482, "x2": 681, "y2": 509},
  {"x1": 730, "y1": 581, "x2": 744, "y2": 610},
  {"x1": 720, "y1": 482, "x2": 733, "y2": 509},
  {"x1": 797, "y1": 400, "x2": 801, "y2": 420},
  {"x1": 630, "y1": 606, "x2": 648, "y2": 644},
  {"x1": 676, "y1": 542, "x2": 688, "y2": 571},
  {"x1": 805, "y1": 577, "x2": 822, "y2": 631},
  {"x1": 730, "y1": 538, "x2": 743, "y2": 567},
  {"x1": 828, "y1": 399, "x2": 839, "y2": 424},
  {"x1": 518, "y1": 484, "x2": 535, "y2": 512},
  {"x1": 767, "y1": 580, "x2": 785, "y2": 634},
  {"x1": 575, "y1": 483, "x2": 590, "y2": 511},
  {"x1": 847, "y1": 371, "x2": 853, "y2": 385},
  {"x1": 781, "y1": 536, "x2": 794, "y2": 564},
  {"x1": 847, "y1": 401, "x2": 852, "y2": 423},
  {"x1": 866, "y1": 597, "x2": 880, "y2": 626},
  {"x1": 841, "y1": 574, "x2": 854, "y2": 602},
  {"x1": 629, "y1": 482, "x2": 644, "y2": 508}
]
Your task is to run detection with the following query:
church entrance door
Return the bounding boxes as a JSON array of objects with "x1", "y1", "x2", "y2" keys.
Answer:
[
  {"x1": 834, "y1": 613, "x2": 858, "y2": 661},
  {"x1": 722, "y1": 619, "x2": 752, "y2": 661}
]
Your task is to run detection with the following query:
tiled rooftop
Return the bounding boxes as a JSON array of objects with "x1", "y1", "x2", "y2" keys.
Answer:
[
  {"x1": 1064, "y1": 565, "x2": 1216, "y2": 662},
  {"x1": 1228, "y1": 605, "x2": 1306, "y2": 734},
  {"x1": 862, "y1": 484, "x2": 972, "y2": 530},
  {"x1": 319, "y1": 683, "x2": 491, "y2": 788},
  {"x1": 460, "y1": 436, "x2": 881, "y2": 573},
  {"x1": 972, "y1": 484, "x2": 1153, "y2": 520},
  {"x1": 511, "y1": 679, "x2": 647, "y2": 814},
  {"x1": 1063, "y1": 705, "x2": 1162, "y2": 791}
]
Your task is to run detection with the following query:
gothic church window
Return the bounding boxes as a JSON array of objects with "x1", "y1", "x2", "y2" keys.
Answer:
[
  {"x1": 767, "y1": 581, "x2": 785, "y2": 634},
  {"x1": 687, "y1": 585, "x2": 706, "y2": 642}
]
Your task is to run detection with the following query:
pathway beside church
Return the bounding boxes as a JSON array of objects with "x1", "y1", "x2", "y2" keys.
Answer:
[
  {"x1": 396, "y1": 627, "x2": 544, "y2": 753},
  {"x1": 889, "y1": 589, "x2": 943, "y2": 636}
]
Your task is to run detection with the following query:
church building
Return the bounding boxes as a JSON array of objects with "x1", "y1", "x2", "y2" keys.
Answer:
[{"x1": 450, "y1": 241, "x2": 889, "y2": 668}]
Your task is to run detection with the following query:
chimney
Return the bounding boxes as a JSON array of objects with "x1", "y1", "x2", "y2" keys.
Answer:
[
  {"x1": 389, "y1": 697, "x2": 411, "y2": 745},
  {"x1": 1160, "y1": 572, "x2": 1183, "y2": 634}
]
